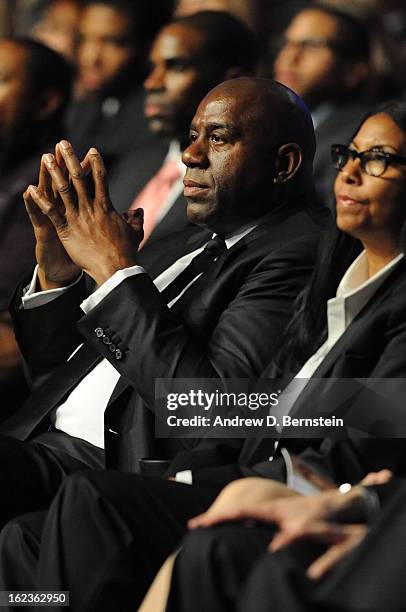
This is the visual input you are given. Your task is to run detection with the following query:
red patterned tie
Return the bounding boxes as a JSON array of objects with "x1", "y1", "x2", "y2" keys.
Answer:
[{"x1": 129, "y1": 159, "x2": 182, "y2": 245}]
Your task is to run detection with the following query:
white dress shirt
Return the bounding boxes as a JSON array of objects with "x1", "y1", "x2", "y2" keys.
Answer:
[{"x1": 22, "y1": 225, "x2": 256, "y2": 448}]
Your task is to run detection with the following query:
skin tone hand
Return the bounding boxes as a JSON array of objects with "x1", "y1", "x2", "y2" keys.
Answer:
[
  {"x1": 188, "y1": 470, "x2": 391, "y2": 577},
  {"x1": 268, "y1": 469, "x2": 392, "y2": 580},
  {"x1": 284, "y1": 522, "x2": 368, "y2": 580},
  {"x1": 266, "y1": 486, "x2": 368, "y2": 552},
  {"x1": 188, "y1": 477, "x2": 298, "y2": 529},
  {"x1": 188, "y1": 469, "x2": 392, "y2": 531},
  {"x1": 27, "y1": 140, "x2": 144, "y2": 287},
  {"x1": 23, "y1": 143, "x2": 82, "y2": 290}
]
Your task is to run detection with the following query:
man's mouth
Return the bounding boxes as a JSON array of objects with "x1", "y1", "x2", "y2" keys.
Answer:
[
  {"x1": 80, "y1": 70, "x2": 103, "y2": 90},
  {"x1": 183, "y1": 179, "x2": 210, "y2": 197},
  {"x1": 144, "y1": 101, "x2": 167, "y2": 119}
]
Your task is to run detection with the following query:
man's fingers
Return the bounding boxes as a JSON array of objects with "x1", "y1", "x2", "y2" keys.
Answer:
[
  {"x1": 123, "y1": 208, "x2": 144, "y2": 242},
  {"x1": 27, "y1": 185, "x2": 65, "y2": 228},
  {"x1": 55, "y1": 142, "x2": 68, "y2": 178},
  {"x1": 80, "y1": 152, "x2": 93, "y2": 176},
  {"x1": 87, "y1": 148, "x2": 112, "y2": 211},
  {"x1": 57, "y1": 140, "x2": 90, "y2": 204},
  {"x1": 42, "y1": 153, "x2": 77, "y2": 214},
  {"x1": 38, "y1": 158, "x2": 54, "y2": 201},
  {"x1": 23, "y1": 189, "x2": 46, "y2": 226}
]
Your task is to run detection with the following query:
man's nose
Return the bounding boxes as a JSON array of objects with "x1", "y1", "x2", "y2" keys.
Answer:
[
  {"x1": 80, "y1": 41, "x2": 102, "y2": 67},
  {"x1": 144, "y1": 65, "x2": 165, "y2": 92},
  {"x1": 182, "y1": 139, "x2": 209, "y2": 168},
  {"x1": 276, "y1": 39, "x2": 302, "y2": 64}
]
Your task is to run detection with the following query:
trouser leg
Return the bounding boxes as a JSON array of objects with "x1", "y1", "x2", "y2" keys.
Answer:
[
  {"x1": 167, "y1": 522, "x2": 276, "y2": 612},
  {"x1": 0, "y1": 434, "x2": 103, "y2": 527},
  {"x1": 238, "y1": 547, "x2": 320, "y2": 612},
  {"x1": 0, "y1": 512, "x2": 46, "y2": 593},
  {"x1": 32, "y1": 470, "x2": 219, "y2": 611}
]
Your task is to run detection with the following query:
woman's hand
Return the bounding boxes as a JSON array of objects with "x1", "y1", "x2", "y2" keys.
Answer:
[{"x1": 188, "y1": 477, "x2": 298, "y2": 529}]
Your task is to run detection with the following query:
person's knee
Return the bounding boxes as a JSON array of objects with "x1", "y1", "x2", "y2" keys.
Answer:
[
  {"x1": 55, "y1": 469, "x2": 103, "y2": 515},
  {"x1": 0, "y1": 512, "x2": 44, "y2": 569},
  {"x1": 179, "y1": 525, "x2": 247, "y2": 570}
]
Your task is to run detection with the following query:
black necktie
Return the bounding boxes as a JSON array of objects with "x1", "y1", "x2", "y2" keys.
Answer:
[{"x1": 161, "y1": 235, "x2": 227, "y2": 304}]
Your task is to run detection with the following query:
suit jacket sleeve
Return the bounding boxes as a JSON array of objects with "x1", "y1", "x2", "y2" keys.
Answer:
[
  {"x1": 76, "y1": 235, "x2": 318, "y2": 414},
  {"x1": 9, "y1": 274, "x2": 90, "y2": 388}
]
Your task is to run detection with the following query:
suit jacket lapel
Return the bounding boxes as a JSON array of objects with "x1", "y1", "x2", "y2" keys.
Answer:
[{"x1": 1, "y1": 343, "x2": 103, "y2": 439}]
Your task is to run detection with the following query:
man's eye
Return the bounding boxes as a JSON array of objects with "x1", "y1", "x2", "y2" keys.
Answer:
[
  {"x1": 168, "y1": 60, "x2": 189, "y2": 72},
  {"x1": 189, "y1": 133, "x2": 198, "y2": 142},
  {"x1": 210, "y1": 134, "x2": 225, "y2": 144},
  {"x1": 105, "y1": 36, "x2": 131, "y2": 48}
]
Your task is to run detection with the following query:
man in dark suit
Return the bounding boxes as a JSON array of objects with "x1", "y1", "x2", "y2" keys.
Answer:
[
  {"x1": 0, "y1": 76, "x2": 324, "y2": 539},
  {"x1": 272, "y1": 2, "x2": 394, "y2": 208},
  {"x1": 65, "y1": 0, "x2": 174, "y2": 175},
  {"x1": 109, "y1": 10, "x2": 260, "y2": 247}
]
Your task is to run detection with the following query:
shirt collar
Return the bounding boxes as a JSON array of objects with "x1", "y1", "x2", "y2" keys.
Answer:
[
  {"x1": 326, "y1": 250, "x2": 404, "y2": 343},
  {"x1": 166, "y1": 140, "x2": 184, "y2": 172},
  {"x1": 336, "y1": 250, "x2": 404, "y2": 299}
]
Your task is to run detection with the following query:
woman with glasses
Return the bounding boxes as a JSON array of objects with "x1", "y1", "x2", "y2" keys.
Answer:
[{"x1": 139, "y1": 101, "x2": 406, "y2": 612}]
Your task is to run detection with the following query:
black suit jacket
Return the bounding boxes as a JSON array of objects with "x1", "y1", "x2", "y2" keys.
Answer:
[
  {"x1": 1, "y1": 204, "x2": 325, "y2": 472},
  {"x1": 170, "y1": 259, "x2": 406, "y2": 486}
]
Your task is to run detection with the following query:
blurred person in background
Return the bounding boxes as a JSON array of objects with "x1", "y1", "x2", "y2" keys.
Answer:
[
  {"x1": 31, "y1": 0, "x2": 83, "y2": 61},
  {"x1": 175, "y1": 0, "x2": 256, "y2": 29},
  {"x1": 109, "y1": 10, "x2": 260, "y2": 250},
  {"x1": 0, "y1": 38, "x2": 72, "y2": 418},
  {"x1": 272, "y1": 0, "x2": 401, "y2": 208},
  {"x1": 65, "y1": 0, "x2": 175, "y2": 174}
]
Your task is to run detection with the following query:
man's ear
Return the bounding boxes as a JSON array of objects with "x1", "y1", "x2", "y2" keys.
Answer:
[
  {"x1": 36, "y1": 89, "x2": 63, "y2": 120},
  {"x1": 273, "y1": 143, "x2": 302, "y2": 184}
]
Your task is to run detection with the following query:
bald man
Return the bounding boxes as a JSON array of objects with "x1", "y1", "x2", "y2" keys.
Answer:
[{"x1": 0, "y1": 77, "x2": 325, "y2": 609}]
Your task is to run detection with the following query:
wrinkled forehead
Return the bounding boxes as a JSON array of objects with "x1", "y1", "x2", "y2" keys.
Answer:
[
  {"x1": 193, "y1": 94, "x2": 234, "y2": 124},
  {"x1": 191, "y1": 89, "x2": 266, "y2": 134}
]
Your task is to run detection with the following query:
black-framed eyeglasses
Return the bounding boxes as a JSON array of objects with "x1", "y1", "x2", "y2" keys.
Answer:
[{"x1": 331, "y1": 144, "x2": 406, "y2": 177}]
